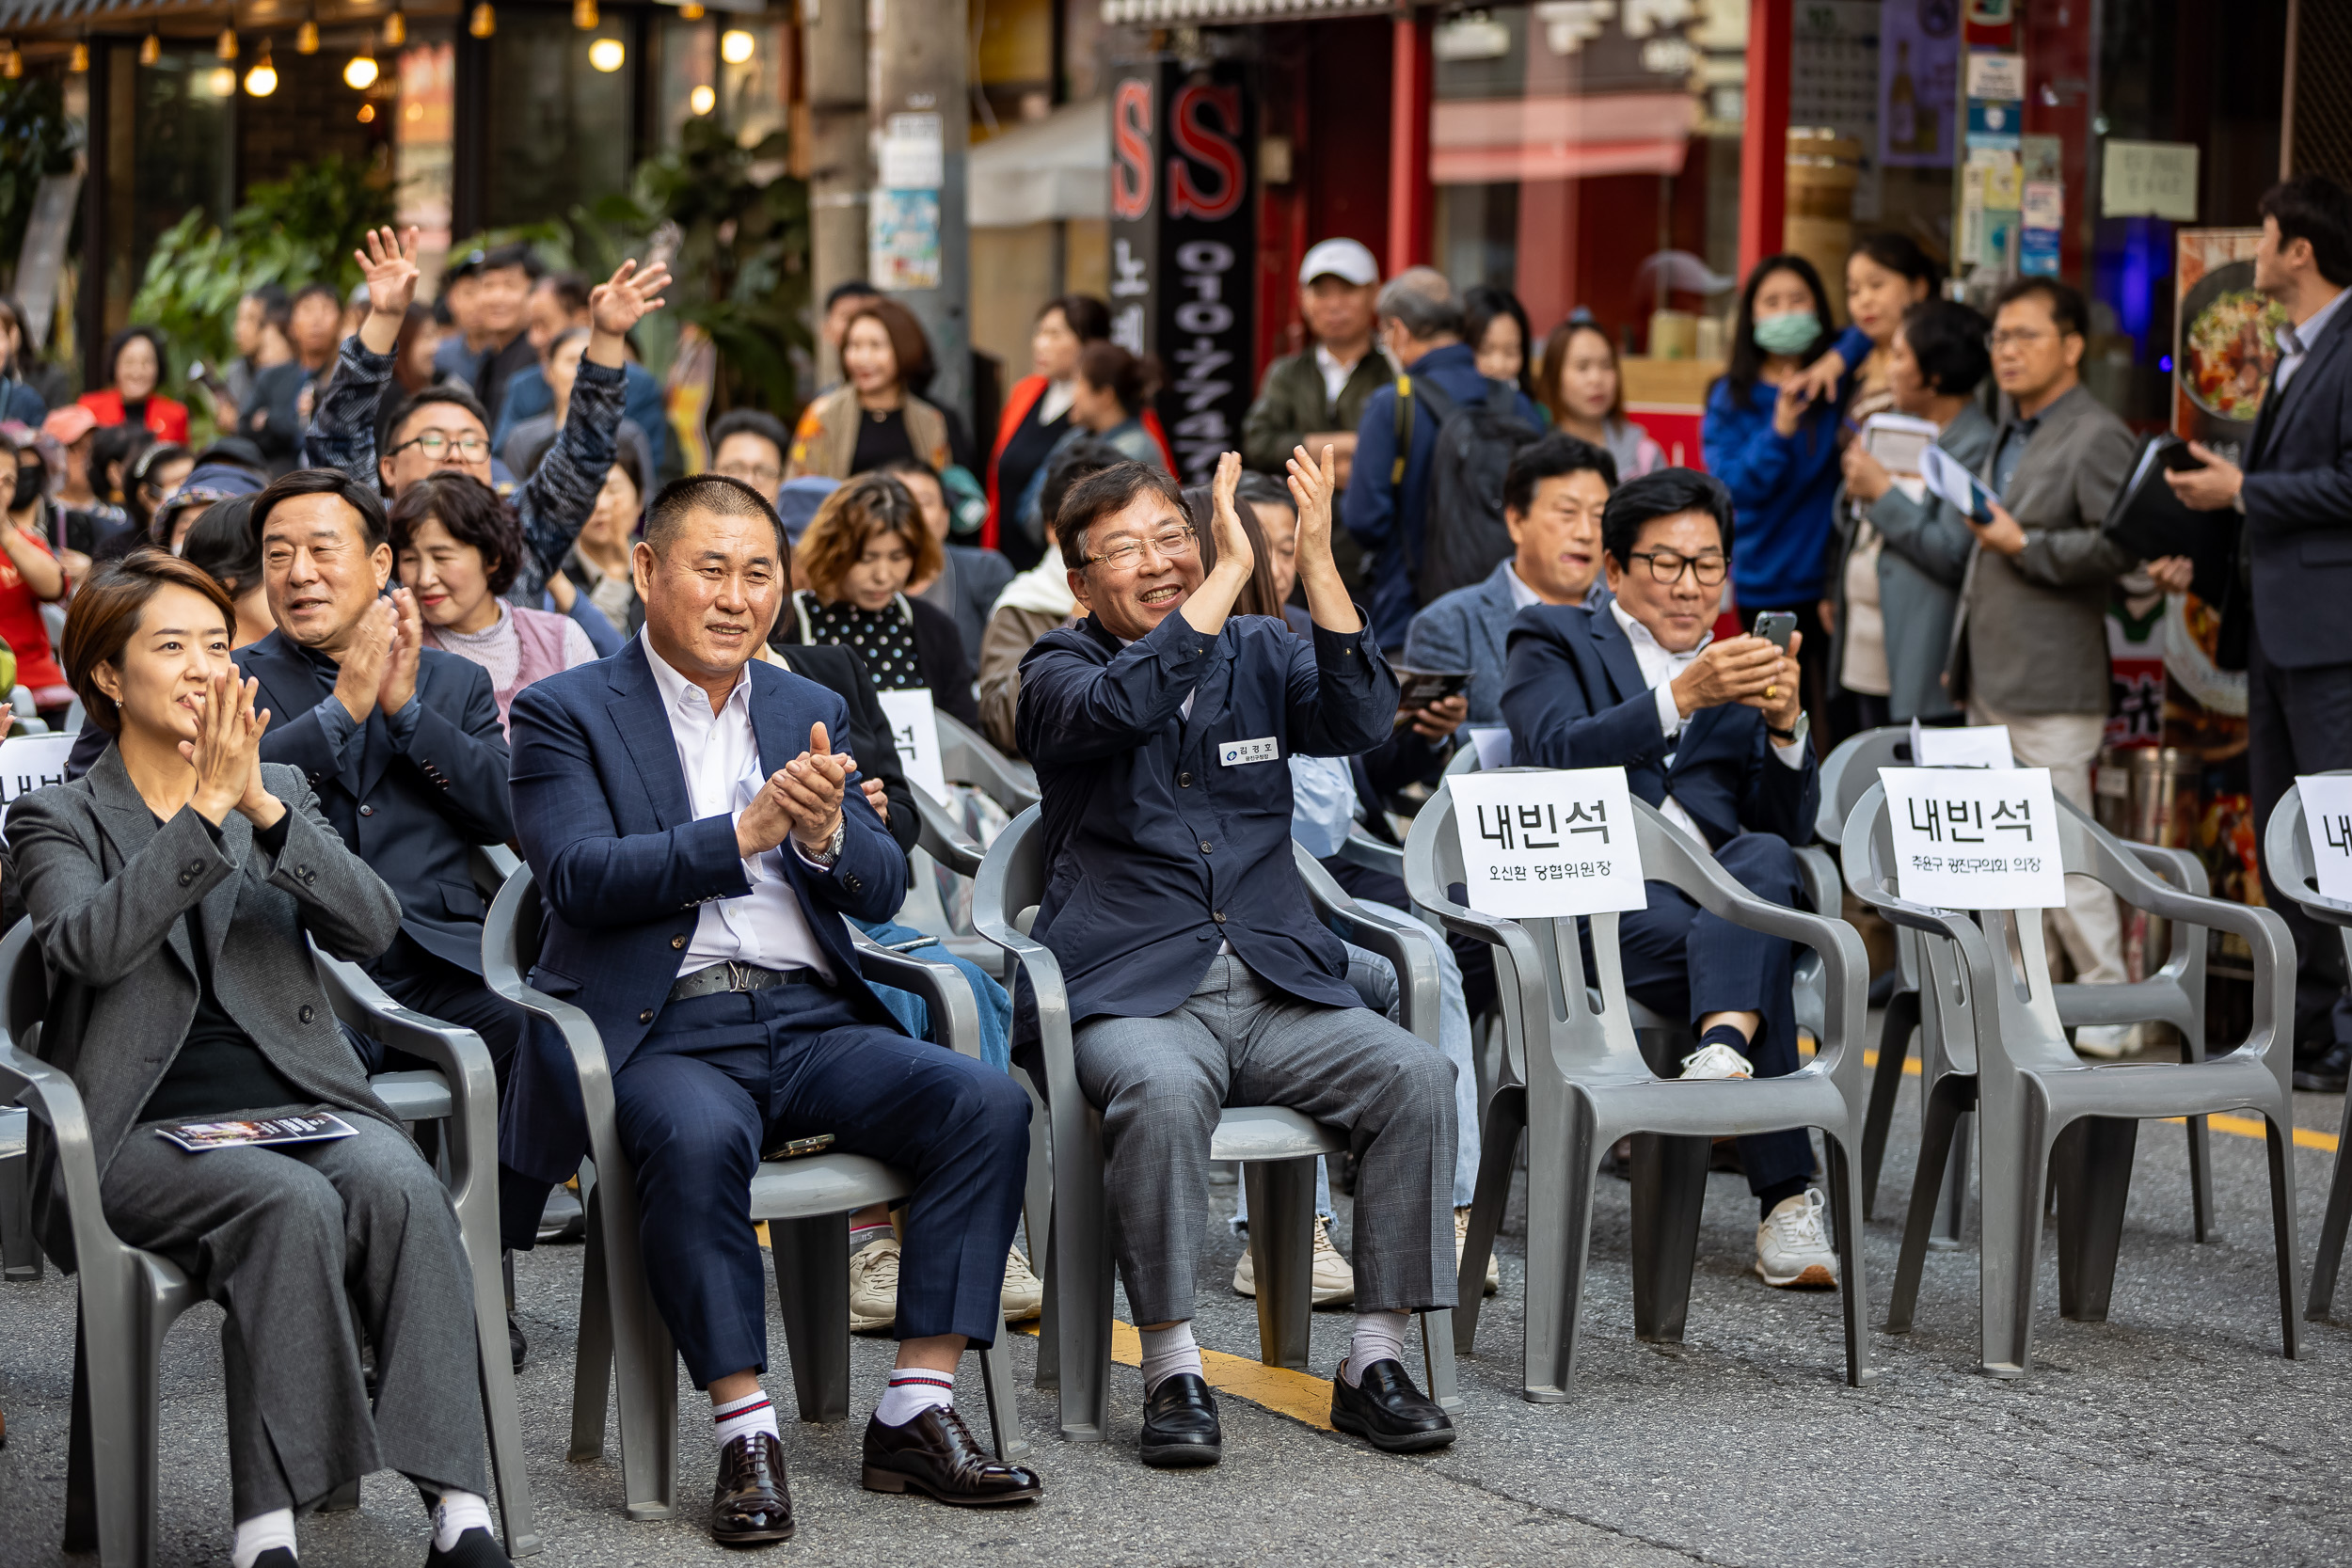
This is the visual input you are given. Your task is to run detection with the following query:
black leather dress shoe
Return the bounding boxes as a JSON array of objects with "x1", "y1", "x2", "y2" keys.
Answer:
[
  {"x1": 1139, "y1": 1372, "x2": 1222, "y2": 1467},
  {"x1": 2295, "y1": 1042, "x2": 2350, "y2": 1094},
  {"x1": 711, "y1": 1432, "x2": 796, "y2": 1545},
  {"x1": 1329, "y1": 1358, "x2": 1456, "y2": 1453},
  {"x1": 862, "y1": 1404, "x2": 1042, "y2": 1505},
  {"x1": 507, "y1": 1314, "x2": 527, "y2": 1372},
  {"x1": 251, "y1": 1549, "x2": 298, "y2": 1568}
]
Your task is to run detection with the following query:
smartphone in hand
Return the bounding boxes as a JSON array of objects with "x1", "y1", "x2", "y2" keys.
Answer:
[{"x1": 1753, "y1": 610, "x2": 1798, "y2": 652}]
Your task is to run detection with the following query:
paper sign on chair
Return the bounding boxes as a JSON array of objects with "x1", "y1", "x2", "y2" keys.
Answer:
[
  {"x1": 876, "y1": 688, "x2": 953, "y2": 805},
  {"x1": 1882, "y1": 766, "x2": 2065, "y2": 910},
  {"x1": 1450, "y1": 768, "x2": 1647, "y2": 919},
  {"x1": 2296, "y1": 773, "x2": 2352, "y2": 905}
]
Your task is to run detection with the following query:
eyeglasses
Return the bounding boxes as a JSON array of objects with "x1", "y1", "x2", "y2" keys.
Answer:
[
  {"x1": 1625, "y1": 548, "x2": 1727, "y2": 586},
  {"x1": 1085, "y1": 523, "x2": 1197, "y2": 572},
  {"x1": 389, "y1": 431, "x2": 490, "y2": 461},
  {"x1": 717, "y1": 461, "x2": 783, "y2": 488},
  {"x1": 1986, "y1": 327, "x2": 2056, "y2": 351}
]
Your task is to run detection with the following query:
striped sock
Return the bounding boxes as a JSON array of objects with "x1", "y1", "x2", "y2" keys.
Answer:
[
  {"x1": 874, "y1": 1366, "x2": 955, "y2": 1427},
  {"x1": 850, "y1": 1221, "x2": 894, "y2": 1253},
  {"x1": 713, "y1": 1388, "x2": 779, "y2": 1449}
]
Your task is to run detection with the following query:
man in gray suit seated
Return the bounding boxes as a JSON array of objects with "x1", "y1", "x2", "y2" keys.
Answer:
[{"x1": 1402, "y1": 433, "x2": 1615, "y2": 726}]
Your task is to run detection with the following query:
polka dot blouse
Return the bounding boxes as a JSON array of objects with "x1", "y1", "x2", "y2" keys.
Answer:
[{"x1": 791, "y1": 591, "x2": 925, "y2": 690}]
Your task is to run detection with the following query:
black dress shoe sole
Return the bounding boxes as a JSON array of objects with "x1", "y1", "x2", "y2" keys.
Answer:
[
  {"x1": 1139, "y1": 1436, "x2": 1223, "y2": 1467},
  {"x1": 1330, "y1": 1405, "x2": 1458, "y2": 1454},
  {"x1": 860, "y1": 1464, "x2": 1041, "y2": 1505},
  {"x1": 2294, "y1": 1069, "x2": 2348, "y2": 1093},
  {"x1": 709, "y1": 1519, "x2": 796, "y2": 1547}
]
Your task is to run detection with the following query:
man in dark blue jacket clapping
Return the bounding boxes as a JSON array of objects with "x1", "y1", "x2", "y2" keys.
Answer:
[{"x1": 1016, "y1": 448, "x2": 1460, "y2": 1468}]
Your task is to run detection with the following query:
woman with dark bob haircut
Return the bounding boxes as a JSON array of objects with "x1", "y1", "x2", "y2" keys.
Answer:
[
  {"x1": 777, "y1": 469, "x2": 979, "y2": 727},
  {"x1": 8, "y1": 547, "x2": 517, "y2": 1568},
  {"x1": 389, "y1": 471, "x2": 596, "y2": 731}
]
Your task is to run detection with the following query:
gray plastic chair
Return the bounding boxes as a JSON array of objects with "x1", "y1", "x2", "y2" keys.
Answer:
[
  {"x1": 973, "y1": 807, "x2": 1459, "y2": 1443},
  {"x1": 937, "y1": 711, "x2": 1041, "y2": 811},
  {"x1": 2260, "y1": 776, "x2": 2352, "y2": 1320},
  {"x1": 1822, "y1": 728, "x2": 2217, "y2": 1236},
  {"x1": 0, "y1": 1101, "x2": 36, "y2": 1279},
  {"x1": 0, "y1": 921, "x2": 540, "y2": 1565},
  {"x1": 1843, "y1": 781, "x2": 2299, "y2": 1375},
  {"x1": 1406, "y1": 779, "x2": 1875, "y2": 1398},
  {"x1": 482, "y1": 864, "x2": 1028, "y2": 1522}
]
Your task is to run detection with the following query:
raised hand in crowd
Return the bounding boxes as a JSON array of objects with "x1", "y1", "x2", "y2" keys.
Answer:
[
  {"x1": 1287, "y1": 440, "x2": 1360, "y2": 633},
  {"x1": 352, "y1": 225, "x2": 425, "y2": 356},
  {"x1": 183, "y1": 669, "x2": 283, "y2": 829},
  {"x1": 1669, "y1": 629, "x2": 1804, "y2": 732},
  {"x1": 331, "y1": 595, "x2": 399, "y2": 725},
  {"x1": 737, "y1": 721, "x2": 858, "y2": 858},
  {"x1": 378, "y1": 586, "x2": 424, "y2": 717},
  {"x1": 1181, "y1": 450, "x2": 1257, "y2": 638},
  {"x1": 586, "y1": 257, "x2": 675, "y2": 368}
]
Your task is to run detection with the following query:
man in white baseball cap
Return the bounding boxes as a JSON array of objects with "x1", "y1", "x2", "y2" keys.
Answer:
[{"x1": 1241, "y1": 237, "x2": 1393, "y2": 495}]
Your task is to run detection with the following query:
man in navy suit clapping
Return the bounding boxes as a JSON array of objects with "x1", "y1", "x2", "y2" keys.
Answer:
[{"x1": 1501, "y1": 467, "x2": 1838, "y2": 1291}]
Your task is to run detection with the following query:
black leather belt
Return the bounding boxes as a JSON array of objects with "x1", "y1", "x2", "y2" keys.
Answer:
[{"x1": 668, "y1": 960, "x2": 818, "y2": 1003}]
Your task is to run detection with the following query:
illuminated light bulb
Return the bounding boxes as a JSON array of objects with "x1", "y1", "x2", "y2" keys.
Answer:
[
  {"x1": 216, "y1": 25, "x2": 238, "y2": 59},
  {"x1": 689, "y1": 83, "x2": 715, "y2": 115},
  {"x1": 720, "y1": 27, "x2": 755, "y2": 64},
  {"x1": 296, "y1": 19, "x2": 319, "y2": 53},
  {"x1": 573, "y1": 0, "x2": 597, "y2": 27},
  {"x1": 680, "y1": 3, "x2": 705, "y2": 15},
  {"x1": 139, "y1": 31, "x2": 161, "y2": 64},
  {"x1": 245, "y1": 41, "x2": 277, "y2": 95},
  {"x1": 358, "y1": 103, "x2": 376, "y2": 122},
  {"x1": 343, "y1": 52, "x2": 378, "y2": 88},
  {"x1": 384, "y1": 8, "x2": 407, "y2": 44},
  {"x1": 69, "y1": 40, "x2": 88, "y2": 71},
  {"x1": 469, "y1": 3, "x2": 495, "y2": 38},
  {"x1": 587, "y1": 36, "x2": 625, "y2": 71},
  {"x1": 2, "y1": 49, "x2": 21, "y2": 80},
  {"x1": 207, "y1": 65, "x2": 236, "y2": 95}
]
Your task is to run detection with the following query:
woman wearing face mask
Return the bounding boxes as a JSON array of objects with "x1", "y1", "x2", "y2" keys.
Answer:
[
  {"x1": 1538, "y1": 315, "x2": 1665, "y2": 480},
  {"x1": 1464, "y1": 285, "x2": 1538, "y2": 403},
  {"x1": 1703, "y1": 254, "x2": 1862, "y2": 733},
  {"x1": 776, "y1": 470, "x2": 981, "y2": 729},
  {"x1": 78, "y1": 326, "x2": 190, "y2": 445},
  {"x1": 1010, "y1": 342, "x2": 1166, "y2": 546},
  {"x1": 389, "y1": 472, "x2": 596, "y2": 731}
]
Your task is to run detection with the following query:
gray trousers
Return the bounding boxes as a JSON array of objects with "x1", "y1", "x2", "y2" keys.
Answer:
[
  {"x1": 101, "y1": 1110, "x2": 489, "y2": 1519},
  {"x1": 1073, "y1": 956, "x2": 1457, "y2": 1325}
]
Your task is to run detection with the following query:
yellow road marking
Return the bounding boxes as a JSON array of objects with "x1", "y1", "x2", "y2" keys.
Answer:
[
  {"x1": 1015, "y1": 1318, "x2": 1340, "y2": 1432},
  {"x1": 1859, "y1": 1050, "x2": 2341, "y2": 1153}
]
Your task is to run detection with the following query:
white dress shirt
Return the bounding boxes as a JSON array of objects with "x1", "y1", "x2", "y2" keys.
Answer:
[
  {"x1": 1504, "y1": 562, "x2": 1543, "y2": 612},
  {"x1": 643, "y1": 631, "x2": 836, "y2": 981},
  {"x1": 1608, "y1": 602, "x2": 1805, "y2": 845},
  {"x1": 2276, "y1": 285, "x2": 2349, "y2": 395},
  {"x1": 1315, "y1": 342, "x2": 1366, "y2": 406}
]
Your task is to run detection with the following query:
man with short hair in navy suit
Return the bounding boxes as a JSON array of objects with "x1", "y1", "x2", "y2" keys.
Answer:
[
  {"x1": 1501, "y1": 467, "x2": 1839, "y2": 1291},
  {"x1": 503, "y1": 475, "x2": 1040, "y2": 1544},
  {"x1": 1017, "y1": 449, "x2": 1459, "y2": 1469}
]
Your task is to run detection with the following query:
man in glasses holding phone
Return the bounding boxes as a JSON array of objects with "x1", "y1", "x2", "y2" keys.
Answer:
[{"x1": 1502, "y1": 467, "x2": 1839, "y2": 1291}]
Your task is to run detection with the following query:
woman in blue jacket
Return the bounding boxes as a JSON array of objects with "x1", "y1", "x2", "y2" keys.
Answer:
[{"x1": 1701, "y1": 254, "x2": 1869, "y2": 735}]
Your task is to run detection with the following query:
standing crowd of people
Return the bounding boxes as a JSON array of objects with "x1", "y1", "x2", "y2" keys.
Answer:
[{"x1": 3, "y1": 167, "x2": 2350, "y2": 1561}]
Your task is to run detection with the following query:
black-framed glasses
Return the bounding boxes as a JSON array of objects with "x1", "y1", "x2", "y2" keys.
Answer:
[
  {"x1": 1626, "y1": 548, "x2": 1727, "y2": 586},
  {"x1": 1085, "y1": 523, "x2": 1197, "y2": 572},
  {"x1": 389, "y1": 431, "x2": 490, "y2": 461}
]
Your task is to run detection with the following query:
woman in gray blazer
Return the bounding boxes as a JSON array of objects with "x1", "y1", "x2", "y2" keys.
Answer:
[
  {"x1": 4, "y1": 550, "x2": 516, "y2": 1568},
  {"x1": 1827, "y1": 298, "x2": 1997, "y2": 726}
]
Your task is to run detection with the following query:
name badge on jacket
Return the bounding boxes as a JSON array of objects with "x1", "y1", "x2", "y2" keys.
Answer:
[{"x1": 1220, "y1": 736, "x2": 1279, "y2": 766}]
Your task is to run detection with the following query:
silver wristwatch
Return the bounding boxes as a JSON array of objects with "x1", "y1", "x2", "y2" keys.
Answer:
[{"x1": 804, "y1": 816, "x2": 847, "y2": 867}]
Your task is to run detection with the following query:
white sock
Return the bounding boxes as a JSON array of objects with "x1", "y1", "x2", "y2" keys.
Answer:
[
  {"x1": 1138, "y1": 1321, "x2": 1203, "y2": 1396},
  {"x1": 430, "y1": 1492, "x2": 493, "y2": 1553},
  {"x1": 1343, "y1": 1309, "x2": 1409, "y2": 1387},
  {"x1": 874, "y1": 1365, "x2": 955, "y2": 1427},
  {"x1": 713, "y1": 1388, "x2": 780, "y2": 1449},
  {"x1": 850, "y1": 1220, "x2": 894, "y2": 1251},
  {"x1": 231, "y1": 1509, "x2": 296, "y2": 1568}
]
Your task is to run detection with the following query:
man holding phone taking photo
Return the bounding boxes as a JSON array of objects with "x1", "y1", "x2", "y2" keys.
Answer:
[{"x1": 1502, "y1": 468, "x2": 1840, "y2": 1291}]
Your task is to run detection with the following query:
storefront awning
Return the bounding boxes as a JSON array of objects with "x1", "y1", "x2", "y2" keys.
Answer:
[
  {"x1": 1102, "y1": 0, "x2": 1391, "y2": 25},
  {"x1": 1431, "y1": 90, "x2": 1695, "y2": 184},
  {"x1": 969, "y1": 98, "x2": 1107, "y2": 228}
]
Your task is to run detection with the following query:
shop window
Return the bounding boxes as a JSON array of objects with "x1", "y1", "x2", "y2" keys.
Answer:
[{"x1": 482, "y1": 8, "x2": 635, "y2": 229}]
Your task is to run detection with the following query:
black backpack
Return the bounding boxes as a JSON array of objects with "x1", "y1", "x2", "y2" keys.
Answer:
[{"x1": 1393, "y1": 373, "x2": 1543, "y2": 606}]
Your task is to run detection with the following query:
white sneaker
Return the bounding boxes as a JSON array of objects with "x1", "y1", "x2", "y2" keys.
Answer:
[
  {"x1": 1454, "y1": 1206, "x2": 1500, "y2": 1294},
  {"x1": 1001, "y1": 1246, "x2": 1043, "y2": 1323},
  {"x1": 1754, "y1": 1189, "x2": 1839, "y2": 1289},
  {"x1": 1679, "y1": 1041, "x2": 1755, "y2": 1080},
  {"x1": 2073, "y1": 1022, "x2": 2137, "y2": 1059},
  {"x1": 848, "y1": 1234, "x2": 900, "y2": 1333},
  {"x1": 1231, "y1": 1216, "x2": 1357, "y2": 1306}
]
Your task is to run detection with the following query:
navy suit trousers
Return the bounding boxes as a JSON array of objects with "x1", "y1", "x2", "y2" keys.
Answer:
[
  {"x1": 1593, "y1": 832, "x2": 1813, "y2": 1200},
  {"x1": 612, "y1": 981, "x2": 1031, "y2": 1386}
]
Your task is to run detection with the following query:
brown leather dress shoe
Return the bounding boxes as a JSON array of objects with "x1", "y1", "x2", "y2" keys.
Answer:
[
  {"x1": 861, "y1": 1404, "x2": 1042, "y2": 1506},
  {"x1": 711, "y1": 1432, "x2": 796, "y2": 1545}
]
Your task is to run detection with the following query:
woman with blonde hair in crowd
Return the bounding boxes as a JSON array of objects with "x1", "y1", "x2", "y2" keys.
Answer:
[{"x1": 776, "y1": 469, "x2": 980, "y2": 729}]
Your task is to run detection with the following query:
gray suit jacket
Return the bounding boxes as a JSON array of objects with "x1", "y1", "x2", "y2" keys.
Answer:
[
  {"x1": 1947, "y1": 384, "x2": 2139, "y2": 715},
  {"x1": 1403, "y1": 559, "x2": 1608, "y2": 727},
  {"x1": 1828, "y1": 401, "x2": 1995, "y2": 722},
  {"x1": 4, "y1": 751, "x2": 405, "y2": 1269}
]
